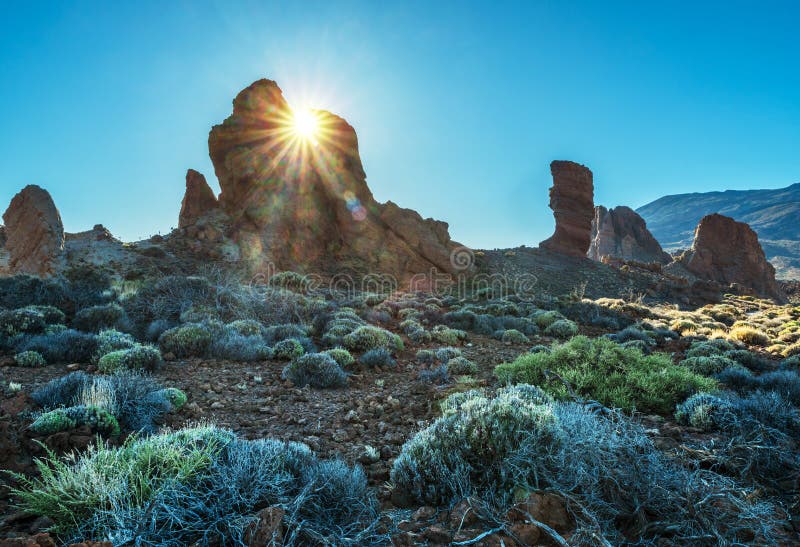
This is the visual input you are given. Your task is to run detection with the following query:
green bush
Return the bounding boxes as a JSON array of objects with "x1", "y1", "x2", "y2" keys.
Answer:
[
  {"x1": 501, "y1": 329, "x2": 530, "y2": 344},
  {"x1": 72, "y1": 303, "x2": 126, "y2": 333},
  {"x1": 0, "y1": 308, "x2": 46, "y2": 336},
  {"x1": 544, "y1": 319, "x2": 579, "y2": 339},
  {"x1": 97, "y1": 344, "x2": 162, "y2": 373},
  {"x1": 391, "y1": 386, "x2": 558, "y2": 505},
  {"x1": 30, "y1": 405, "x2": 120, "y2": 436},
  {"x1": 681, "y1": 355, "x2": 738, "y2": 376},
  {"x1": 322, "y1": 347, "x2": 355, "y2": 368},
  {"x1": 343, "y1": 325, "x2": 403, "y2": 352},
  {"x1": 495, "y1": 336, "x2": 716, "y2": 413},
  {"x1": 282, "y1": 353, "x2": 348, "y2": 388},
  {"x1": 430, "y1": 325, "x2": 467, "y2": 345},
  {"x1": 415, "y1": 349, "x2": 435, "y2": 364},
  {"x1": 686, "y1": 338, "x2": 736, "y2": 358},
  {"x1": 158, "y1": 323, "x2": 212, "y2": 358},
  {"x1": 226, "y1": 319, "x2": 264, "y2": 336},
  {"x1": 10, "y1": 426, "x2": 384, "y2": 545},
  {"x1": 446, "y1": 356, "x2": 477, "y2": 375},
  {"x1": 532, "y1": 310, "x2": 564, "y2": 328},
  {"x1": 93, "y1": 329, "x2": 136, "y2": 363},
  {"x1": 273, "y1": 338, "x2": 305, "y2": 360},
  {"x1": 24, "y1": 305, "x2": 66, "y2": 325},
  {"x1": 14, "y1": 350, "x2": 46, "y2": 367}
]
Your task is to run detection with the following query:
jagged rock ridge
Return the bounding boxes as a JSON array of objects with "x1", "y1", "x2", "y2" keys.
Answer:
[{"x1": 179, "y1": 169, "x2": 219, "y2": 229}]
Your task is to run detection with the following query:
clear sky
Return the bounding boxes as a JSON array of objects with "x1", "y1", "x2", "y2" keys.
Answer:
[{"x1": 1, "y1": 1, "x2": 798, "y2": 248}]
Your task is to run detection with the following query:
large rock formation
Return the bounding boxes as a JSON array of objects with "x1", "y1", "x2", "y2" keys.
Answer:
[
  {"x1": 676, "y1": 213, "x2": 784, "y2": 302},
  {"x1": 2, "y1": 185, "x2": 64, "y2": 276},
  {"x1": 588, "y1": 205, "x2": 670, "y2": 264},
  {"x1": 208, "y1": 79, "x2": 463, "y2": 277},
  {"x1": 179, "y1": 169, "x2": 219, "y2": 229},
  {"x1": 539, "y1": 161, "x2": 594, "y2": 257}
]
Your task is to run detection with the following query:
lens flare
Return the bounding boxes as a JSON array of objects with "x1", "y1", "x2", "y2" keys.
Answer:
[{"x1": 292, "y1": 108, "x2": 319, "y2": 141}]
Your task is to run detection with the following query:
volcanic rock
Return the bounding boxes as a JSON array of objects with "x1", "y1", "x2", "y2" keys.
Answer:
[
  {"x1": 539, "y1": 161, "x2": 594, "y2": 257},
  {"x1": 2, "y1": 185, "x2": 64, "y2": 276},
  {"x1": 676, "y1": 213, "x2": 785, "y2": 302},
  {"x1": 588, "y1": 205, "x2": 670, "y2": 264},
  {"x1": 208, "y1": 78, "x2": 463, "y2": 278},
  {"x1": 179, "y1": 169, "x2": 219, "y2": 229}
]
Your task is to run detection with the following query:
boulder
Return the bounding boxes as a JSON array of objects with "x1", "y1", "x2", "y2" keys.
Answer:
[
  {"x1": 2, "y1": 185, "x2": 64, "y2": 276},
  {"x1": 539, "y1": 161, "x2": 594, "y2": 257},
  {"x1": 208, "y1": 79, "x2": 464, "y2": 278},
  {"x1": 179, "y1": 169, "x2": 218, "y2": 229},
  {"x1": 588, "y1": 205, "x2": 670, "y2": 264},
  {"x1": 677, "y1": 213, "x2": 785, "y2": 302}
]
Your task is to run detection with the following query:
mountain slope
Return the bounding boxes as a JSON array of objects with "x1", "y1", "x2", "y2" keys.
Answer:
[{"x1": 637, "y1": 183, "x2": 800, "y2": 279}]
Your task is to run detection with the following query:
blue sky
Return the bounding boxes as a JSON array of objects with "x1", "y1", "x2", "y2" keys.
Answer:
[{"x1": 1, "y1": 1, "x2": 798, "y2": 247}]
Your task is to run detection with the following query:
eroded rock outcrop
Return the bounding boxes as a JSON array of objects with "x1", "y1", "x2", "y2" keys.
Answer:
[
  {"x1": 179, "y1": 169, "x2": 218, "y2": 229},
  {"x1": 539, "y1": 161, "x2": 594, "y2": 257},
  {"x1": 208, "y1": 79, "x2": 463, "y2": 277},
  {"x1": 2, "y1": 185, "x2": 64, "y2": 276},
  {"x1": 588, "y1": 206, "x2": 670, "y2": 264},
  {"x1": 676, "y1": 213, "x2": 785, "y2": 302}
]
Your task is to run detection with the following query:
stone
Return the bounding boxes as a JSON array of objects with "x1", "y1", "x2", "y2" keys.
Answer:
[
  {"x1": 676, "y1": 213, "x2": 785, "y2": 302},
  {"x1": 245, "y1": 506, "x2": 284, "y2": 547},
  {"x1": 2, "y1": 185, "x2": 64, "y2": 276},
  {"x1": 179, "y1": 169, "x2": 219, "y2": 229},
  {"x1": 0, "y1": 534, "x2": 55, "y2": 547},
  {"x1": 208, "y1": 79, "x2": 464, "y2": 279},
  {"x1": 539, "y1": 160, "x2": 594, "y2": 257},
  {"x1": 506, "y1": 491, "x2": 572, "y2": 532},
  {"x1": 588, "y1": 205, "x2": 671, "y2": 264}
]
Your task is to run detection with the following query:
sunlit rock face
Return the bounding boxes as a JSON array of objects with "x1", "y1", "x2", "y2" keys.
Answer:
[
  {"x1": 208, "y1": 79, "x2": 463, "y2": 277},
  {"x1": 2, "y1": 185, "x2": 64, "y2": 276},
  {"x1": 677, "y1": 213, "x2": 785, "y2": 302},
  {"x1": 539, "y1": 160, "x2": 594, "y2": 257},
  {"x1": 588, "y1": 206, "x2": 671, "y2": 264}
]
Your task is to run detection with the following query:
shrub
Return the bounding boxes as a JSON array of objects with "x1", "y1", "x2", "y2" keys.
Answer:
[
  {"x1": 343, "y1": 325, "x2": 403, "y2": 352},
  {"x1": 495, "y1": 336, "x2": 716, "y2": 413},
  {"x1": 415, "y1": 349, "x2": 435, "y2": 364},
  {"x1": 15, "y1": 329, "x2": 99, "y2": 364},
  {"x1": 93, "y1": 329, "x2": 136, "y2": 363},
  {"x1": 210, "y1": 333, "x2": 272, "y2": 361},
  {"x1": 0, "y1": 274, "x2": 68, "y2": 310},
  {"x1": 608, "y1": 326, "x2": 651, "y2": 345},
  {"x1": 391, "y1": 388, "x2": 785, "y2": 544},
  {"x1": 158, "y1": 323, "x2": 212, "y2": 358},
  {"x1": 729, "y1": 325, "x2": 770, "y2": 346},
  {"x1": 323, "y1": 347, "x2": 355, "y2": 369},
  {"x1": 446, "y1": 356, "x2": 478, "y2": 375},
  {"x1": 532, "y1": 310, "x2": 563, "y2": 328},
  {"x1": 391, "y1": 386, "x2": 558, "y2": 506},
  {"x1": 430, "y1": 325, "x2": 466, "y2": 345},
  {"x1": 681, "y1": 355, "x2": 738, "y2": 376},
  {"x1": 724, "y1": 349, "x2": 771, "y2": 372},
  {"x1": 14, "y1": 350, "x2": 46, "y2": 367},
  {"x1": 97, "y1": 344, "x2": 162, "y2": 373},
  {"x1": 64, "y1": 265, "x2": 113, "y2": 308},
  {"x1": 0, "y1": 308, "x2": 46, "y2": 336},
  {"x1": 417, "y1": 364, "x2": 450, "y2": 384},
  {"x1": 544, "y1": 319, "x2": 579, "y2": 339},
  {"x1": 72, "y1": 303, "x2": 126, "y2": 333},
  {"x1": 263, "y1": 323, "x2": 308, "y2": 344},
  {"x1": 501, "y1": 329, "x2": 530, "y2": 344},
  {"x1": 225, "y1": 319, "x2": 264, "y2": 336},
  {"x1": 24, "y1": 305, "x2": 66, "y2": 325},
  {"x1": 32, "y1": 371, "x2": 186, "y2": 434},
  {"x1": 144, "y1": 319, "x2": 173, "y2": 342},
  {"x1": 283, "y1": 353, "x2": 348, "y2": 388},
  {"x1": 122, "y1": 275, "x2": 216, "y2": 331},
  {"x1": 30, "y1": 405, "x2": 120, "y2": 436},
  {"x1": 273, "y1": 338, "x2": 305, "y2": 360},
  {"x1": 686, "y1": 338, "x2": 737, "y2": 358},
  {"x1": 434, "y1": 346, "x2": 461, "y2": 362},
  {"x1": 359, "y1": 347, "x2": 396, "y2": 368},
  {"x1": 717, "y1": 367, "x2": 800, "y2": 406},
  {"x1": 11, "y1": 426, "x2": 385, "y2": 545}
]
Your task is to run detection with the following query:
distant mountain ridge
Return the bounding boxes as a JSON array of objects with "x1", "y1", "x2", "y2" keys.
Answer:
[{"x1": 637, "y1": 182, "x2": 800, "y2": 279}]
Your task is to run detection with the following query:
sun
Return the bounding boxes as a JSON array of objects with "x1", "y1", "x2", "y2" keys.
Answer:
[{"x1": 292, "y1": 108, "x2": 319, "y2": 141}]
